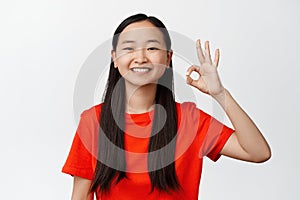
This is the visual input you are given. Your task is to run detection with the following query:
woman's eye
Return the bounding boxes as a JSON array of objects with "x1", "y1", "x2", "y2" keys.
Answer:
[
  {"x1": 147, "y1": 47, "x2": 159, "y2": 51},
  {"x1": 123, "y1": 47, "x2": 134, "y2": 51}
]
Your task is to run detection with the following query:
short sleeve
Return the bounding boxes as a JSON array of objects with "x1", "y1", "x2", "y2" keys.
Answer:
[
  {"x1": 62, "y1": 111, "x2": 95, "y2": 180},
  {"x1": 197, "y1": 109, "x2": 234, "y2": 162}
]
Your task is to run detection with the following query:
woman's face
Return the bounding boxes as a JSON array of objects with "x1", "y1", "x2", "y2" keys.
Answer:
[{"x1": 112, "y1": 20, "x2": 172, "y2": 87}]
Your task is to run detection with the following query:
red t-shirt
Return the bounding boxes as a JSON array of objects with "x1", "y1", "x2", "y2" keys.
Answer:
[{"x1": 62, "y1": 102, "x2": 234, "y2": 200}]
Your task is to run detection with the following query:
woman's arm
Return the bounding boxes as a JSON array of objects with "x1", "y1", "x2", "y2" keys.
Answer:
[
  {"x1": 213, "y1": 89, "x2": 271, "y2": 162},
  {"x1": 71, "y1": 176, "x2": 94, "y2": 200},
  {"x1": 186, "y1": 39, "x2": 271, "y2": 163}
]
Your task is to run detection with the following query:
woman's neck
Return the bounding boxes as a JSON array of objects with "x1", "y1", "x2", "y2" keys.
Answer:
[{"x1": 125, "y1": 83, "x2": 157, "y2": 114}]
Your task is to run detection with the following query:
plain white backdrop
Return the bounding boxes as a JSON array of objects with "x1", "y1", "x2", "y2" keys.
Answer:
[{"x1": 1, "y1": 0, "x2": 299, "y2": 199}]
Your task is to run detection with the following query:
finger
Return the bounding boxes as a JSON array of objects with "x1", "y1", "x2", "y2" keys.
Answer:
[
  {"x1": 186, "y1": 65, "x2": 201, "y2": 76},
  {"x1": 186, "y1": 74, "x2": 199, "y2": 88},
  {"x1": 196, "y1": 39, "x2": 205, "y2": 64},
  {"x1": 205, "y1": 41, "x2": 213, "y2": 64},
  {"x1": 186, "y1": 65, "x2": 201, "y2": 87},
  {"x1": 213, "y1": 48, "x2": 220, "y2": 67},
  {"x1": 186, "y1": 75, "x2": 193, "y2": 84}
]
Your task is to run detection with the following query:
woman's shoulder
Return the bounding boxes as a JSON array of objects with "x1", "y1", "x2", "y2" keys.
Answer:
[
  {"x1": 176, "y1": 101, "x2": 210, "y2": 119},
  {"x1": 80, "y1": 103, "x2": 104, "y2": 121},
  {"x1": 176, "y1": 101, "x2": 197, "y2": 109},
  {"x1": 175, "y1": 101, "x2": 199, "y2": 114}
]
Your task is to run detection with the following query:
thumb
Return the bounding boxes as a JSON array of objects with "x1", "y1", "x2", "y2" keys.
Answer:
[{"x1": 186, "y1": 75, "x2": 198, "y2": 88}]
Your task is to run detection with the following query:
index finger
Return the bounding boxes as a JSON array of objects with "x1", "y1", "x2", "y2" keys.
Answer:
[{"x1": 186, "y1": 65, "x2": 201, "y2": 76}]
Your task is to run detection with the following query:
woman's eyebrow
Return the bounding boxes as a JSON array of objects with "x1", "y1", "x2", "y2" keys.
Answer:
[
  {"x1": 146, "y1": 39, "x2": 161, "y2": 44},
  {"x1": 121, "y1": 40, "x2": 135, "y2": 44},
  {"x1": 120, "y1": 39, "x2": 161, "y2": 45}
]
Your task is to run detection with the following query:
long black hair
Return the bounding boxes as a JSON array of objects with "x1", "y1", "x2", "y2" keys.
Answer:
[{"x1": 90, "y1": 13, "x2": 180, "y2": 194}]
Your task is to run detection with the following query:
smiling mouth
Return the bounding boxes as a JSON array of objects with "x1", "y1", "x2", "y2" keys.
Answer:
[{"x1": 131, "y1": 67, "x2": 151, "y2": 72}]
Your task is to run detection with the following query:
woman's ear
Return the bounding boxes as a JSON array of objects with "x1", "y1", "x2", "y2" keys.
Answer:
[
  {"x1": 111, "y1": 50, "x2": 118, "y2": 68},
  {"x1": 166, "y1": 50, "x2": 173, "y2": 68}
]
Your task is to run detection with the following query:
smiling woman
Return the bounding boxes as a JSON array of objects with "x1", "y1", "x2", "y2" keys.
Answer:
[
  {"x1": 112, "y1": 21, "x2": 172, "y2": 90},
  {"x1": 62, "y1": 13, "x2": 271, "y2": 200}
]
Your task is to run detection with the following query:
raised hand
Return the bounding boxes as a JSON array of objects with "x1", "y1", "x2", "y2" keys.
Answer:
[
  {"x1": 186, "y1": 40, "x2": 225, "y2": 98},
  {"x1": 187, "y1": 40, "x2": 271, "y2": 164}
]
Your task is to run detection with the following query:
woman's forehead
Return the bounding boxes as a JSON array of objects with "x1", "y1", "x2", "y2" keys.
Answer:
[
  {"x1": 118, "y1": 21, "x2": 165, "y2": 44},
  {"x1": 122, "y1": 20, "x2": 159, "y2": 32}
]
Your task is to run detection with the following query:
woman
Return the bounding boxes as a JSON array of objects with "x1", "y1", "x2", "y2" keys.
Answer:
[{"x1": 62, "y1": 13, "x2": 271, "y2": 200}]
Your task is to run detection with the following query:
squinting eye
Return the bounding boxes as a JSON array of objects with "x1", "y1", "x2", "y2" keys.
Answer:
[
  {"x1": 147, "y1": 47, "x2": 159, "y2": 51},
  {"x1": 123, "y1": 47, "x2": 134, "y2": 51}
]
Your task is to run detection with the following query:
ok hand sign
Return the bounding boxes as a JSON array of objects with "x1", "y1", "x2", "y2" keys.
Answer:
[{"x1": 186, "y1": 40, "x2": 225, "y2": 98}]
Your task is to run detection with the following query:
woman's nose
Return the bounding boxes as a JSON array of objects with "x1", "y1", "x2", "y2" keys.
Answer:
[{"x1": 133, "y1": 48, "x2": 148, "y2": 63}]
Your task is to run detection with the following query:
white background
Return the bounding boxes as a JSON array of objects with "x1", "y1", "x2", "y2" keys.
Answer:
[{"x1": 1, "y1": 0, "x2": 299, "y2": 199}]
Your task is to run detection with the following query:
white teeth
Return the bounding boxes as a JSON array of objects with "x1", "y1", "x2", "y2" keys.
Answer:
[{"x1": 131, "y1": 68, "x2": 150, "y2": 72}]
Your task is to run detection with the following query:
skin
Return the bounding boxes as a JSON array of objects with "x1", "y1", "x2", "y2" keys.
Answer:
[
  {"x1": 71, "y1": 21, "x2": 271, "y2": 199},
  {"x1": 112, "y1": 20, "x2": 173, "y2": 114},
  {"x1": 186, "y1": 39, "x2": 271, "y2": 162},
  {"x1": 71, "y1": 176, "x2": 94, "y2": 200}
]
